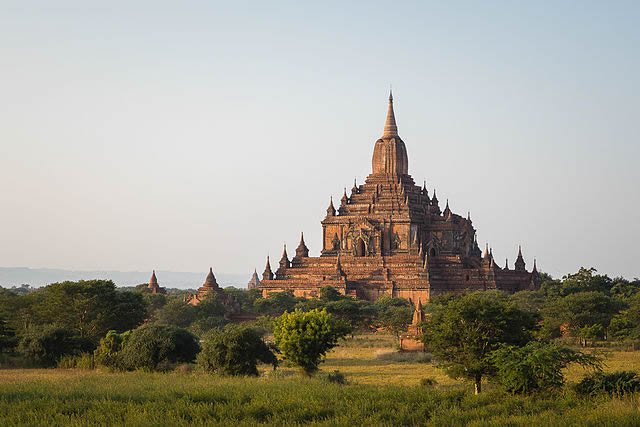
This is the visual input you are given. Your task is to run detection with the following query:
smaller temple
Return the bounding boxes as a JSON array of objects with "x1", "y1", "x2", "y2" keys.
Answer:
[
  {"x1": 247, "y1": 269, "x2": 260, "y2": 290},
  {"x1": 147, "y1": 270, "x2": 166, "y2": 295},
  {"x1": 186, "y1": 267, "x2": 222, "y2": 306},
  {"x1": 400, "y1": 300, "x2": 426, "y2": 351}
]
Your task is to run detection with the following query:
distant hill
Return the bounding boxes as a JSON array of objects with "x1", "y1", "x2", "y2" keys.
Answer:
[{"x1": 0, "y1": 267, "x2": 249, "y2": 289}]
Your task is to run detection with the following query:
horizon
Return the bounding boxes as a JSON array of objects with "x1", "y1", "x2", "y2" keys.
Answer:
[{"x1": 1, "y1": 2, "x2": 639, "y2": 279}]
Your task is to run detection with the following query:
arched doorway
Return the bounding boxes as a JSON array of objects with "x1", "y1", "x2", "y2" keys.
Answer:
[
  {"x1": 355, "y1": 238, "x2": 366, "y2": 257},
  {"x1": 430, "y1": 248, "x2": 437, "y2": 257}
]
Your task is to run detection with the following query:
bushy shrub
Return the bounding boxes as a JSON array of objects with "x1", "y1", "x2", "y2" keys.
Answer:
[
  {"x1": 118, "y1": 325, "x2": 200, "y2": 371},
  {"x1": 325, "y1": 370, "x2": 347, "y2": 385},
  {"x1": 489, "y1": 341, "x2": 601, "y2": 394},
  {"x1": 420, "y1": 377, "x2": 438, "y2": 387},
  {"x1": 17, "y1": 325, "x2": 93, "y2": 367},
  {"x1": 274, "y1": 309, "x2": 351, "y2": 374},
  {"x1": 196, "y1": 325, "x2": 276, "y2": 376},
  {"x1": 57, "y1": 353, "x2": 95, "y2": 369},
  {"x1": 575, "y1": 371, "x2": 640, "y2": 397},
  {"x1": 94, "y1": 330, "x2": 131, "y2": 369}
]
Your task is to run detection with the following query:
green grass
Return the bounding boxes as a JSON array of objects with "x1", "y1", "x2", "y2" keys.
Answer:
[{"x1": 1, "y1": 335, "x2": 639, "y2": 426}]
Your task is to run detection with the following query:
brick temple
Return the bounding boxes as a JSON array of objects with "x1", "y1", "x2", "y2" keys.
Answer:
[{"x1": 258, "y1": 92, "x2": 539, "y2": 302}]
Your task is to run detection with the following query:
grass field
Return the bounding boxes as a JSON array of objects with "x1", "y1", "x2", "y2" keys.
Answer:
[{"x1": 1, "y1": 334, "x2": 639, "y2": 426}]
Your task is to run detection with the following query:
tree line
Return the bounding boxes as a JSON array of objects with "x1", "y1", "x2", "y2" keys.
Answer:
[{"x1": 0, "y1": 267, "x2": 639, "y2": 396}]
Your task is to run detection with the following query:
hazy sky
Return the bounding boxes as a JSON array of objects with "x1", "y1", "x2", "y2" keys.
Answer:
[{"x1": 1, "y1": 1, "x2": 639, "y2": 280}]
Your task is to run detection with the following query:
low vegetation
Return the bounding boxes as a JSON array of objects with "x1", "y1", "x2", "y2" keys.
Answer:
[{"x1": 0, "y1": 267, "x2": 639, "y2": 424}]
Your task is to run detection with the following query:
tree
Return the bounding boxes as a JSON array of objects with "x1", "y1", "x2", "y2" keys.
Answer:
[
  {"x1": 0, "y1": 316, "x2": 17, "y2": 353},
  {"x1": 28, "y1": 280, "x2": 145, "y2": 343},
  {"x1": 575, "y1": 371, "x2": 640, "y2": 397},
  {"x1": 197, "y1": 325, "x2": 276, "y2": 376},
  {"x1": 608, "y1": 294, "x2": 640, "y2": 340},
  {"x1": 274, "y1": 309, "x2": 350, "y2": 374},
  {"x1": 94, "y1": 330, "x2": 131, "y2": 369},
  {"x1": 319, "y1": 286, "x2": 342, "y2": 302},
  {"x1": 118, "y1": 325, "x2": 200, "y2": 371},
  {"x1": 421, "y1": 291, "x2": 537, "y2": 394},
  {"x1": 372, "y1": 296, "x2": 413, "y2": 337},
  {"x1": 155, "y1": 299, "x2": 198, "y2": 328},
  {"x1": 540, "y1": 291, "x2": 622, "y2": 340},
  {"x1": 17, "y1": 325, "x2": 93, "y2": 367},
  {"x1": 489, "y1": 341, "x2": 601, "y2": 394},
  {"x1": 254, "y1": 291, "x2": 301, "y2": 315}
]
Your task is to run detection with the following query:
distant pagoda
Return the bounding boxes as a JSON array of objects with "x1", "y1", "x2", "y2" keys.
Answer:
[
  {"x1": 259, "y1": 92, "x2": 539, "y2": 302},
  {"x1": 147, "y1": 270, "x2": 166, "y2": 295},
  {"x1": 186, "y1": 267, "x2": 222, "y2": 306}
]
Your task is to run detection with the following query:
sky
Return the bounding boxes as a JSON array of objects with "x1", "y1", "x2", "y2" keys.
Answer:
[{"x1": 1, "y1": 1, "x2": 639, "y2": 280}]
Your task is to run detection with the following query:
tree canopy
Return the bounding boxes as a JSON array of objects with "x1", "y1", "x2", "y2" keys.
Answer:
[{"x1": 422, "y1": 291, "x2": 537, "y2": 394}]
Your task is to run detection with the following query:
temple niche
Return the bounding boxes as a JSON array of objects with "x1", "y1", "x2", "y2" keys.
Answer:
[{"x1": 258, "y1": 92, "x2": 539, "y2": 302}]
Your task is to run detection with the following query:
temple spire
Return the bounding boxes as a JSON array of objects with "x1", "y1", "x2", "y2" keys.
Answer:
[
  {"x1": 515, "y1": 245, "x2": 526, "y2": 271},
  {"x1": 262, "y1": 256, "x2": 274, "y2": 281},
  {"x1": 326, "y1": 196, "x2": 336, "y2": 217},
  {"x1": 279, "y1": 244, "x2": 289, "y2": 268},
  {"x1": 295, "y1": 232, "x2": 309, "y2": 258},
  {"x1": 204, "y1": 267, "x2": 219, "y2": 288},
  {"x1": 382, "y1": 89, "x2": 398, "y2": 138},
  {"x1": 149, "y1": 270, "x2": 158, "y2": 286}
]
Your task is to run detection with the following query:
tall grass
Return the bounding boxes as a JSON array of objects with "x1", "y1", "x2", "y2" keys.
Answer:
[{"x1": 0, "y1": 369, "x2": 638, "y2": 426}]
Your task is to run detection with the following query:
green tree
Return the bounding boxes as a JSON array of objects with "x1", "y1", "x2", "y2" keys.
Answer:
[
  {"x1": 489, "y1": 341, "x2": 601, "y2": 394},
  {"x1": 274, "y1": 308, "x2": 350, "y2": 374},
  {"x1": 608, "y1": 294, "x2": 640, "y2": 340},
  {"x1": 197, "y1": 325, "x2": 277, "y2": 376},
  {"x1": 155, "y1": 298, "x2": 198, "y2": 328},
  {"x1": 575, "y1": 371, "x2": 640, "y2": 397},
  {"x1": 372, "y1": 296, "x2": 413, "y2": 337},
  {"x1": 540, "y1": 291, "x2": 622, "y2": 340},
  {"x1": 0, "y1": 316, "x2": 17, "y2": 353},
  {"x1": 29, "y1": 280, "x2": 145, "y2": 343},
  {"x1": 422, "y1": 291, "x2": 536, "y2": 394},
  {"x1": 319, "y1": 286, "x2": 343, "y2": 302},
  {"x1": 118, "y1": 324, "x2": 200, "y2": 371},
  {"x1": 254, "y1": 291, "x2": 301, "y2": 315},
  {"x1": 93, "y1": 330, "x2": 131, "y2": 369},
  {"x1": 17, "y1": 325, "x2": 93, "y2": 367}
]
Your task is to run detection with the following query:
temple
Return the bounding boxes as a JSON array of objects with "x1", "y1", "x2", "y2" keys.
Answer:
[
  {"x1": 258, "y1": 92, "x2": 539, "y2": 302},
  {"x1": 186, "y1": 267, "x2": 223, "y2": 306},
  {"x1": 147, "y1": 270, "x2": 166, "y2": 295}
]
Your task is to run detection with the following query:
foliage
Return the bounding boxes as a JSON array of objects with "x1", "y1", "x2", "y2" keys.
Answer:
[
  {"x1": 117, "y1": 325, "x2": 200, "y2": 371},
  {"x1": 196, "y1": 325, "x2": 276, "y2": 376},
  {"x1": 422, "y1": 291, "x2": 537, "y2": 394},
  {"x1": 608, "y1": 294, "x2": 640, "y2": 340},
  {"x1": 372, "y1": 296, "x2": 413, "y2": 337},
  {"x1": 254, "y1": 291, "x2": 301, "y2": 315},
  {"x1": 420, "y1": 377, "x2": 438, "y2": 387},
  {"x1": 325, "y1": 370, "x2": 347, "y2": 384},
  {"x1": 57, "y1": 353, "x2": 95, "y2": 369},
  {"x1": 0, "y1": 317, "x2": 17, "y2": 353},
  {"x1": 17, "y1": 325, "x2": 93, "y2": 367},
  {"x1": 154, "y1": 299, "x2": 198, "y2": 328},
  {"x1": 94, "y1": 330, "x2": 131, "y2": 369},
  {"x1": 26, "y1": 280, "x2": 145, "y2": 343},
  {"x1": 489, "y1": 341, "x2": 601, "y2": 394},
  {"x1": 575, "y1": 371, "x2": 640, "y2": 397},
  {"x1": 540, "y1": 291, "x2": 622, "y2": 339},
  {"x1": 2, "y1": 369, "x2": 640, "y2": 425},
  {"x1": 274, "y1": 308, "x2": 351, "y2": 374}
]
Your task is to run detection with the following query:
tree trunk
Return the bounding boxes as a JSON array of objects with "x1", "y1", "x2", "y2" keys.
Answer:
[{"x1": 474, "y1": 374, "x2": 482, "y2": 395}]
